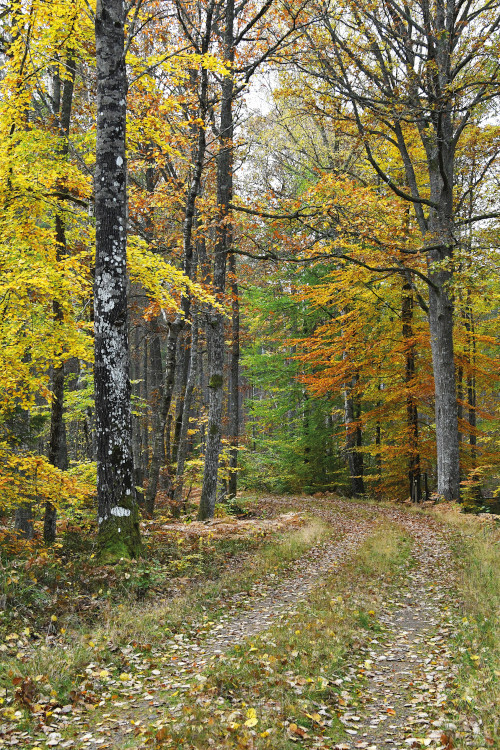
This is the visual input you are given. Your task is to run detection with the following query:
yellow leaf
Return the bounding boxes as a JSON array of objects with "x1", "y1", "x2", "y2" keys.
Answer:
[{"x1": 244, "y1": 717, "x2": 258, "y2": 727}]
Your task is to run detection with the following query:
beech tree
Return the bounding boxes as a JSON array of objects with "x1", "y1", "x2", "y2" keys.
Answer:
[
  {"x1": 289, "y1": 0, "x2": 500, "y2": 500},
  {"x1": 94, "y1": 0, "x2": 141, "y2": 560}
]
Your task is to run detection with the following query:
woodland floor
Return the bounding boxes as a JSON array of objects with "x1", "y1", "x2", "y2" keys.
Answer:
[{"x1": 1, "y1": 495, "x2": 499, "y2": 750}]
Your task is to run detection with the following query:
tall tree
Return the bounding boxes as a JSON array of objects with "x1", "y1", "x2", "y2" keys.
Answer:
[
  {"x1": 44, "y1": 51, "x2": 77, "y2": 544},
  {"x1": 198, "y1": 0, "x2": 235, "y2": 520},
  {"x1": 94, "y1": 0, "x2": 141, "y2": 561},
  {"x1": 298, "y1": 0, "x2": 500, "y2": 500}
]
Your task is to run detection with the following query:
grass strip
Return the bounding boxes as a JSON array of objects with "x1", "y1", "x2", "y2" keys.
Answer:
[{"x1": 435, "y1": 508, "x2": 500, "y2": 748}]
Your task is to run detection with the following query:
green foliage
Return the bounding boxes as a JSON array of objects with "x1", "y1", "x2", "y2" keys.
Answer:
[{"x1": 240, "y1": 274, "x2": 343, "y2": 494}]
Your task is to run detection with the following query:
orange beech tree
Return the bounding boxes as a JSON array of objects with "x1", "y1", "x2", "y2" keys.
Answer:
[
  {"x1": 238, "y1": 75, "x2": 500, "y2": 500},
  {"x1": 288, "y1": 0, "x2": 500, "y2": 500}
]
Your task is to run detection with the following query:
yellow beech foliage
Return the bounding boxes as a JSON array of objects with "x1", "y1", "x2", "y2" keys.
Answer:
[{"x1": 0, "y1": 443, "x2": 95, "y2": 514}]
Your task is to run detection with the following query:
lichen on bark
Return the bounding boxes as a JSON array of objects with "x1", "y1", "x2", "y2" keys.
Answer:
[{"x1": 94, "y1": 0, "x2": 141, "y2": 561}]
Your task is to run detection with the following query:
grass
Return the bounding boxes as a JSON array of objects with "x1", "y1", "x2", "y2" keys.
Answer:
[
  {"x1": 0, "y1": 517, "x2": 332, "y2": 727},
  {"x1": 434, "y1": 507, "x2": 500, "y2": 747},
  {"x1": 144, "y1": 522, "x2": 412, "y2": 749}
]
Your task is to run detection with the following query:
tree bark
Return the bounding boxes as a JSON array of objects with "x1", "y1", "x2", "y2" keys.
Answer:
[
  {"x1": 343, "y1": 375, "x2": 364, "y2": 496},
  {"x1": 227, "y1": 251, "x2": 239, "y2": 498},
  {"x1": 464, "y1": 303, "x2": 477, "y2": 466},
  {"x1": 94, "y1": 0, "x2": 141, "y2": 562},
  {"x1": 198, "y1": 0, "x2": 234, "y2": 520},
  {"x1": 173, "y1": 317, "x2": 198, "y2": 509},
  {"x1": 426, "y1": 183, "x2": 460, "y2": 500},
  {"x1": 402, "y1": 281, "x2": 421, "y2": 503},
  {"x1": 15, "y1": 503, "x2": 34, "y2": 540},
  {"x1": 44, "y1": 53, "x2": 75, "y2": 543}
]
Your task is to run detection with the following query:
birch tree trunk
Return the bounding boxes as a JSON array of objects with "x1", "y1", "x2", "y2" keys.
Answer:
[{"x1": 94, "y1": 0, "x2": 141, "y2": 561}]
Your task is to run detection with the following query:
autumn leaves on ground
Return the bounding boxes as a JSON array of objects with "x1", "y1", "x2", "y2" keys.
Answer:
[{"x1": 1, "y1": 495, "x2": 499, "y2": 750}]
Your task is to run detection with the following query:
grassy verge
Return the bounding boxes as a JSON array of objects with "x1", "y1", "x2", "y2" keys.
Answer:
[
  {"x1": 0, "y1": 518, "x2": 331, "y2": 729},
  {"x1": 144, "y1": 523, "x2": 412, "y2": 749},
  {"x1": 435, "y1": 508, "x2": 500, "y2": 748}
]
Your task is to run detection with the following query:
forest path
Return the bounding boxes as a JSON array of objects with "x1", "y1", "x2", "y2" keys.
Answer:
[
  {"x1": 70, "y1": 508, "x2": 376, "y2": 748},
  {"x1": 331, "y1": 513, "x2": 465, "y2": 750},
  {"x1": 59, "y1": 501, "x2": 472, "y2": 750}
]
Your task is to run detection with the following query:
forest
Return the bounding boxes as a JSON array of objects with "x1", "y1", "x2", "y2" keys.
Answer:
[{"x1": 1, "y1": 0, "x2": 500, "y2": 749}]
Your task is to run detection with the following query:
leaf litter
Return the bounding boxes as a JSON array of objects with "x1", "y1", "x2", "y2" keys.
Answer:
[{"x1": 1, "y1": 498, "x2": 493, "y2": 750}]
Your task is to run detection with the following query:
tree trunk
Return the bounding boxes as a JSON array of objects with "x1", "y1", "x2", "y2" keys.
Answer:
[
  {"x1": 173, "y1": 318, "x2": 198, "y2": 509},
  {"x1": 15, "y1": 503, "x2": 34, "y2": 540},
  {"x1": 145, "y1": 318, "x2": 182, "y2": 514},
  {"x1": 227, "y1": 252, "x2": 239, "y2": 498},
  {"x1": 402, "y1": 281, "x2": 421, "y2": 503},
  {"x1": 343, "y1": 375, "x2": 364, "y2": 496},
  {"x1": 465, "y1": 303, "x2": 477, "y2": 466},
  {"x1": 145, "y1": 64, "x2": 209, "y2": 515},
  {"x1": 198, "y1": 0, "x2": 234, "y2": 520},
  {"x1": 131, "y1": 324, "x2": 145, "y2": 507},
  {"x1": 426, "y1": 203, "x2": 460, "y2": 501},
  {"x1": 94, "y1": 0, "x2": 141, "y2": 562},
  {"x1": 172, "y1": 332, "x2": 190, "y2": 470},
  {"x1": 44, "y1": 54, "x2": 75, "y2": 543}
]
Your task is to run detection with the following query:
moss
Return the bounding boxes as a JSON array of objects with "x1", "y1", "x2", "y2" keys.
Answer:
[
  {"x1": 98, "y1": 534, "x2": 132, "y2": 565},
  {"x1": 97, "y1": 503, "x2": 143, "y2": 564},
  {"x1": 208, "y1": 374, "x2": 223, "y2": 389}
]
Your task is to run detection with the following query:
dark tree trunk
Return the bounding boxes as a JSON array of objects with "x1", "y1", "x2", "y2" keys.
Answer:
[
  {"x1": 402, "y1": 281, "x2": 422, "y2": 503},
  {"x1": 457, "y1": 364, "x2": 463, "y2": 444},
  {"x1": 227, "y1": 252, "x2": 239, "y2": 498},
  {"x1": 131, "y1": 324, "x2": 145, "y2": 507},
  {"x1": 173, "y1": 318, "x2": 198, "y2": 509},
  {"x1": 172, "y1": 332, "x2": 190, "y2": 470},
  {"x1": 145, "y1": 318, "x2": 182, "y2": 513},
  {"x1": 94, "y1": 0, "x2": 141, "y2": 562},
  {"x1": 344, "y1": 375, "x2": 364, "y2": 496},
  {"x1": 44, "y1": 54, "x2": 75, "y2": 543},
  {"x1": 142, "y1": 334, "x2": 149, "y2": 477},
  {"x1": 145, "y1": 334, "x2": 163, "y2": 516},
  {"x1": 15, "y1": 503, "x2": 34, "y2": 540},
  {"x1": 198, "y1": 0, "x2": 234, "y2": 520},
  {"x1": 464, "y1": 303, "x2": 477, "y2": 466}
]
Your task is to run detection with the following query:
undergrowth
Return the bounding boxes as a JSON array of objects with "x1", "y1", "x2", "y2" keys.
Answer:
[{"x1": 0, "y1": 516, "x2": 331, "y2": 730}]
